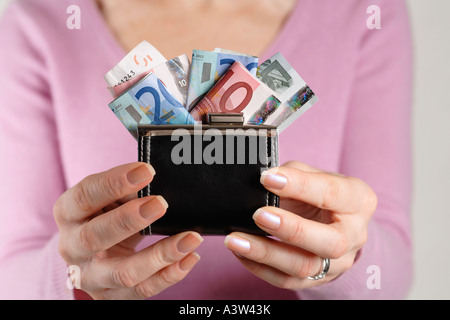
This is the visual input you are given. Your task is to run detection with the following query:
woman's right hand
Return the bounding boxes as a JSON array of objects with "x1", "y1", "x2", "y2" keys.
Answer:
[{"x1": 53, "y1": 162, "x2": 203, "y2": 300}]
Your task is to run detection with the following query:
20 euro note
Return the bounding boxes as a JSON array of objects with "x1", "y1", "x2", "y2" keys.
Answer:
[
  {"x1": 109, "y1": 72, "x2": 196, "y2": 139},
  {"x1": 108, "y1": 54, "x2": 191, "y2": 108},
  {"x1": 104, "y1": 41, "x2": 167, "y2": 88},
  {"x1": 255, "y1": 52, "x2": 318, "y2": 131},
  {"x1": 190, "y1": 61, "x2": 281, "y2": 123},
  {"x1": 185, "y1": 49, "x2": 258, "y2": 111}
]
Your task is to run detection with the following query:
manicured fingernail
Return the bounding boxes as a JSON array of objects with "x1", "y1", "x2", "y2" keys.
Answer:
[
  {"x1": 253, "y1": 209, "x2": 281, "y2": 230},
  {"x1": 127, "y1": 164, "x2": 155, "y2": 185},
  {"x1": 139, "y1": 196, "x2": 168, "y2": 220},
  {"x1": 260, "y1": 170, "x2": 287, "y2": 189},
  {"x1": 177, "y1": 232, "x2": 204, "y2": 253},
  {"x1": 224, "y1": 235, "x2": 251, "y2": 254},
  {"x1": 179, "y1": 252, "x2": 201, "y2": 271}
]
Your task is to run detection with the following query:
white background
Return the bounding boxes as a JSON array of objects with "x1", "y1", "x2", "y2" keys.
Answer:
[{"x1": 0, "y1": 0, "x2": 449, "y2": 300}]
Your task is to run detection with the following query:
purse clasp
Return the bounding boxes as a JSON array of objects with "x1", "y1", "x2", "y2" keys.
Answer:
[{"x1": 206, "y1": 113, "x2": 244, "y2": 125}]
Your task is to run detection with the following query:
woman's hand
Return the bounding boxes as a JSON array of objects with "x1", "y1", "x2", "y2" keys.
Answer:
[
  {"x1": 224, "y1": 161, "x2": 377, "y2": 290},
  {"x1": 53, "y1": 162, "x2": 203, "y2": 299}
]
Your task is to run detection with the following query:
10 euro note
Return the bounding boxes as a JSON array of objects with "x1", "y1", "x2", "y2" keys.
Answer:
[
  {"x1": 109, "y1": 72, "x2": 196, "y2": 139},
  {"x1": 185, "y1": 49, "x2": 258, "y2": 111},
  {"x1": 190, "y1": 61, "x2": 281, "y2": 123}
]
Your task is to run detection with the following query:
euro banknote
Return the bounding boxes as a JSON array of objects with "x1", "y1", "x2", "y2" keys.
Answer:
[
  {"x1": 190, "y1": 61, "x2": 281, "y2": 123},
  {"x1": 268, "y1": 85, "x2": 318, "y2": 132},
  {"x1": 185, "y1": 49, "x2": 258, "y2": 111},
  {"x1": 256, "y1": 52, "x2": 305, "y2": 102},
  {"x1": 257, "y1": 52, "x2": 318, "y2": 131},
  {"x1": 108, "y1": 93, "x2": 152, "y2": 139},
  {"x1": 108, "y1": 54, "x2": 190, "y2": 107},
  {"x1": 108, "y1": 72, "x2": 196, "y2": 138},
  {"x1": 104, "y1": 41, "x2": 167, "y2": 88}
]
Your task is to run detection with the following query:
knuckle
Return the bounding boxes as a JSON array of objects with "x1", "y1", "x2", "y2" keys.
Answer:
[
  {"x1": 52, "y1": 197, "x2": 65, "y2": 224},
  {"x1": 112, "y1": 266, "x2": 137, "y2": 288},
  {"x1": 253, "y1": 242, "x2": 274, "y2": 263},
  {"x1": 322, "y1": 177, "x2": 341, "y2": 209},
  {"x1": 355, "y1": 229, "x2": 368, "y2": 250},
  {"x1": 282, "y1": 160, "x2": 297, "y2": 168},
  {"x1": 103, "y1": 174, "x2": 126, "y2": 201},
  {"x1": 286, "y1": 221, "x2": 306, "y2": 246},
  {"x1": 328, "y1": 232, "x2": 350, "y2": 259},
  {"x1": 247, "y1": 260, "x2": 265, "y2": 278},
  {"x1": 297, "y1": 257, "x2": 314, "y2": 279},
  {"x1": 111, "y1": 206, "x2": 140, "y2": 235},
  {"x1": 295, "y1": 172, "x2": 308, "y2": 194},
  {"x1": 364, "y1": 188, "x2": 378, "y2": 214},
  {"x1": 73, "y1": 180, "x2": 95, "y2": 213},
  {"x1": 159, "y1": 268, "x2": 180, "y2": 286},
  {"x1": 341, "y1": 256, "x2": 355, "y2": 273},
  {"x1": 57, "y1": 240, "x2": 71, "y2": 262},
  {"x1": 79, "y1": 224, "x2": 100, "y2": 254},
  {"x1": 350, "y1": 177, "x2": 378, "y2": 214},
  {"x1": 134, "y1": 282, "x2": 156, "y2": 299},
  {"x1": 277, "y1": 276, "x2": 295, "y2": 290},
  {"x1": 155, "y1": 247, "x2": 177, "y2": 266}
]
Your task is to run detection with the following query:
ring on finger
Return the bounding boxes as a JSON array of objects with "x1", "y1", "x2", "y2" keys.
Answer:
[{"x1": 307, "y1": 257, "x2": 330, "y2": 280}]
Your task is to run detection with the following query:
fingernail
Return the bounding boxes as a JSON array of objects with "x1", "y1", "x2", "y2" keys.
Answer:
[
  {"x1": 127, "y1": 164, "x2": 155, "y2": 185},
  {"x1": 177, "y1": 232, "x2": 204, "y2": 253},
  {"x1": 179, "y1": 252, "x2": 201, "y2": 271},
  {"x1": 224, "y1": 235, "x2": 251, "y2": 254},
  {"x1": 139, "y1": 196, "x2": 168, "y2": 220},
  {"x1": 253, "y1": 209, "x2": 281, "y2": 230},
  {"x1": 260, "y1": 170, "x2": 287, "y2": 189}
]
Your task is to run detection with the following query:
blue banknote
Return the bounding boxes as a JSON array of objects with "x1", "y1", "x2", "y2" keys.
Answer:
[{"x1": 109, "y1": 72, "x2": 196, "y2": 139}]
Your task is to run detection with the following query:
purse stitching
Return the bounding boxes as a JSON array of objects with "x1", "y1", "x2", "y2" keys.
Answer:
[
  {"x1": 265, "y1": 135, "x2": 269, "y2": 206},
  {"x1": 147, "y1": 136, "x2": 151, "y2": 197},
  {"x1": 269, "y1": 135, "x2": 277, "y2": 207}
]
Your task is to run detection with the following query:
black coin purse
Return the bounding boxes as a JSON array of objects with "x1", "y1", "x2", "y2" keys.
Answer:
[{"x1": 137, "y1": 113, "x2": 279, "y2": 235}]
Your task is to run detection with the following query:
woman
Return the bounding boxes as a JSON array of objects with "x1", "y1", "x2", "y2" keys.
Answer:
[{"x1": 0, "y1": 0, "x2": 412, "y2": 299}]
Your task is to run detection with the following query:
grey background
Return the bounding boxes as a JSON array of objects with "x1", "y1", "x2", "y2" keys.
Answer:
[{"x1": 0, "y1": 0, "x2": 448, "y2": 299}]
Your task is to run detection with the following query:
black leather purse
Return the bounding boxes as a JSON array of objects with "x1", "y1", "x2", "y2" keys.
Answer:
[{"x1": 138, "y1": 113, "x2": 279, "y2": 235}]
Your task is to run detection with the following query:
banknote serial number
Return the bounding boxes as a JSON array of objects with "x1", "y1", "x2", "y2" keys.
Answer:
[{"x1": 179, "y1": 304, "x2": 270, "y2": 317}]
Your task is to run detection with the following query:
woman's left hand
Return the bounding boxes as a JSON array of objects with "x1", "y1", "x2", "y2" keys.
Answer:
[{"x1": 224, "y1": 161, "x2": 377, "y2": 289}]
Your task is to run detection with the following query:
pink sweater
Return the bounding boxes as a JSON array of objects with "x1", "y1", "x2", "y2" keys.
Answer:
[{"x1": 0, "y1": 0, "x2": 412, "y2": 299}]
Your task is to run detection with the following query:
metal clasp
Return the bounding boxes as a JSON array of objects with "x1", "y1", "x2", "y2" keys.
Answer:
[{"x1": 206, "y1": 113, "x2": 244, "y2": 125}]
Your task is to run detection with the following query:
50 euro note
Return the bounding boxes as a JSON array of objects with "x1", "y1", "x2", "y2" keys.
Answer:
[
  {"x1": 108, "y1": 54, "x2": 191, "y2": 107},
  {"x1": 104, "y1": 41, "x2": 167, "y2": 88},
  {"x1": 268, "y1": 85, "x2": 317, "y2": 132},
  {"x1": 189, "y1": 61, "x2": 281, "y2": 123},
  {"x1": 185, "y1": 48, "x2": 258, "y2": 111},
  {"x1": 254, "y1": 52, "x2": 318, "y2": 132},
  {"x1": 108, "y1": 72, "x2": 196, "y2": 139}
]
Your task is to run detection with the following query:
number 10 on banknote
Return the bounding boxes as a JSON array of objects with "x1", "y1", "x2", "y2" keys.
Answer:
[{"x1": 190, "y1": 61, "x2": 281, "y2": 123}]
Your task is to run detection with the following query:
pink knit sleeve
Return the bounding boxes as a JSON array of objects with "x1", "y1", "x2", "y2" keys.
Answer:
[
  {"x1": 299, "y1": 0, "x2": 413, "y2": 299},
  {"x1": 0, "y1": 2, "x2": 72, "y2": 299}
]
